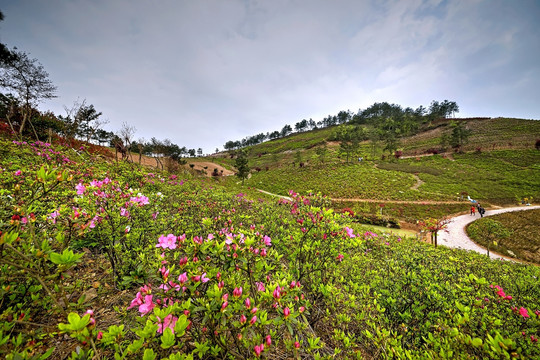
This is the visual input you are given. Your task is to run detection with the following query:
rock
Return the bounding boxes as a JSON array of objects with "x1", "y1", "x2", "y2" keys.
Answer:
[{"x1": 82, "y1": 288, "x2": 98, "y2": 303}]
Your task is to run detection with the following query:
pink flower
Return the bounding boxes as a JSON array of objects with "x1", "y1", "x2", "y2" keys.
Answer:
[
  {"x1": 299, "y1": 306, "x2": 305, "y2": 313},
  {"x1": 294, "y1": 341, "x2": 300, "y2": 349},
  {"x1": 221, "y1": 301, "x2": 228, "y2": 311},
  {"x1": 283, "y1": 307, "x2": 291, "y2": 318},
  {"x1": 519, "y1": 307, "x2": 530, "y2": 318},
  {"x1": 251, "y1": 307, "x2": 258, "y2": 314},
  {"x1": 245, "y1": 298, "x2": 251, "y2": 308},
  {"x1": 273, "y1": 286, "x2": 281, "y2": 300},
  {"x1": 97, "y1": 331, "x2": 103, "y2": 340},
  {"x1": 263, "y1": 235, "x2": 272, "y2": 246},
  {"x1": 345, "y1": 226, "x2": 355, "y2": 238},
  {"x1": 14, "y1": 170, "x2": 22, "y2": 176},
  {"x1": 337, "y1": 254, "x2": 344, "y2": 262},
  {"x1": 265, "y1": 335, "x2": 272, "y2": 346},
  {"x1": 139, "y1": 295, "x2": 155, "y2": 315},
  {"x1": 160, "y1": 266, "x2": 170, "y2": 279},
  {"x1": 250, "y1": 315, "x2": 257, "y2": 325},
  {"x1": 130, "y1": 195, "x2": 149, "y2": 206},
  {"x1": 200, "y1": 273, "x2": 210, "y2": 283},
  {"x1": 156, "y1": 234, "x2": 177, "y2": 250},
  {"x1": 75, "y1": 183, "x2": 86, "y2": 195},
  {"x1": 254, "y1": 344, "x2": 263, "y2": 357},
  {"x1": 178, "y1": 272, "x2": 188, "y2": 284},
  {"x1": 497, "y1": 289, "x2": 506, "y2": 298},
  {"x1": 240, "y1": 314, "x2": 247, "y2": 324},
  {"x1": 157, "y1": 314, "x2": 178, "y2": 334},
  {"x1": 256, "y1": 282, "x2": 265, "y2": 292},
  {"x1": 233, "y1": 287, "x2": 243, "y2": 298},
  {"x1": 260, "y1": 248, "x2": 267, "y2": 257}
]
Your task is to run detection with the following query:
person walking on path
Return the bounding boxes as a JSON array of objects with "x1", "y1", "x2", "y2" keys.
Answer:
[
  {"x1": 439, "y1": 205, "x2": 540, "y2": 260},
  {"x1": 470, "y1": 206, "x2": 475, "y2": 216}
]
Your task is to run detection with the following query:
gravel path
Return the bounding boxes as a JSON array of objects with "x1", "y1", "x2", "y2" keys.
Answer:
[{"x1": 438, "y1": 205, "x2": 540, "y2": 260}]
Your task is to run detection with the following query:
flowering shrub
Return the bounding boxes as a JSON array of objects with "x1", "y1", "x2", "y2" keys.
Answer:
[{"x1": 1, "y1": 136, "x2": 540, "y2": 359}]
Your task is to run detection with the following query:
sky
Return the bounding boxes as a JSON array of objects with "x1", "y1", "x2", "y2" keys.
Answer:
[{"x1": 1, "y1": 0, "x2": 539, "y2": 153}]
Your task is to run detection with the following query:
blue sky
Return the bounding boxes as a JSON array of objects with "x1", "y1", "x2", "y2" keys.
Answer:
[{"x1": 1, "y1": 0, "x2": 539, "y2": 152}]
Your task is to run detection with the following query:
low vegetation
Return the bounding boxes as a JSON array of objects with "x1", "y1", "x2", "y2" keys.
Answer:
[
  {"x1": 467, "y1": 209, "x2": 540, "y2": 264},
  {"x1": 1, "y1": 134, "x2": 540, "y2": 359}
]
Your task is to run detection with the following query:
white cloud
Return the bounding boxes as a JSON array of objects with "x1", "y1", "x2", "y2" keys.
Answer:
[{"x1": 1, "y1": 0, "x2": 538, "y2": 151}]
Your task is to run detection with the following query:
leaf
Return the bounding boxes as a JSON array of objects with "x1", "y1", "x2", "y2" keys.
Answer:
[
  {"x1": 38, "y1": 346, "x2": 55, "y2": 360},
  {"x1": 142, "y1": 348, "x2": 156, "y2": 360},
  {"x1": 126, "y1": 338, "x2": 144, "y2": 353},
  {"x1": 161, "y1": 327, "x2": 176, "y2": 349},
  {"x1": 471, "y1": 338, "x2": 483, "y2": 347}
]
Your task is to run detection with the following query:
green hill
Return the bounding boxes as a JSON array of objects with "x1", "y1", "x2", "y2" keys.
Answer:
[{"x1": 1, "y1": 118, "x2": 540, "y2": 359}]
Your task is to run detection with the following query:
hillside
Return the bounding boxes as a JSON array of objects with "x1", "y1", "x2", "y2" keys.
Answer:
[
  {"x1": 1, "y1": 119, "x2": 540, "y2": 359},
  {"x1": 217, "y1": 117, "x2": 539, "y2": 222}
]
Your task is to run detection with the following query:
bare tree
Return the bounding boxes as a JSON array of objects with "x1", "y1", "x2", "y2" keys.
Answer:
[
  {"x1": 61, "y1": 98, "x2": 108, "y2": 142},
  {"x1": 119, "y1": 122, "x2": 136, "y2": 161},
  {"x1": 0, "y1": 49, "x2": 57, "y2": 139}
]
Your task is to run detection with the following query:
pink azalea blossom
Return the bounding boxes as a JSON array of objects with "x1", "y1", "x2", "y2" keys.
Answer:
[
  {"x1": 138, "y1": 295, "x2": 155, "y2": 315},
  {"x1": 254, "y1": 344, "x2": 263, "y2": 357},
  {"x1": 337, "y1": 254, "x2": 344, "y2": 262},
  {"x1": 156, "y1": 234, "x2": 177, "y2": 250},
  {"x1": 250, "y1": 315, "x2": 257, "y2": 325},
  {"x1": 221, "y1": 301, "x2": 228, "y2": 311},
  {"x1": 265, "y1": 335, "x2": 272, "y2": 346},
  {"x1": 14, "y1": 170, "x2": 22, "y2": 176},
  {"x1": 178, "y1": 272, "x2": 188, "y2": 284},
  {"x1": 519, "y1": 307, "x2": 530, "y2": 318},
  {"x1": 283, "y1": 307, "x2": 291, "y2": 318},
  {"x1": 201, "y1": 273, "x2": 210, "y2": 283},
  {"x1": 233, "y1": 287, "x2": 243, "y2": 298},
  {"x1": 240, "y1": 314, "x2": 247, "y2": 324},
  {"x1": 245, "y1": 298, "x2": 251, "y2": 308},
  {"x1": 273, "y1": 286, "x2": 281, "y2": 299},
  {"x1": 157, "y1": 314, "x2": 178, "y2": 334},
  {"x1": 263, "y1": 235, "x2": 272, "y2": 246},
  {"x1": 128, "y1": 292, "x2": 144, "y2": 310},
  {"x1": 75, "y1": 183, "x2": 86, "y2": 195},
  {"x1": 160, "y1": 266, "x2": 170, "y2": 279},
  {"x1": 256, "y1": 282, "x2": 265, "y2": 292},
  {"x1": 345, "y1": 226, "x2": 355, "y2": 238}
]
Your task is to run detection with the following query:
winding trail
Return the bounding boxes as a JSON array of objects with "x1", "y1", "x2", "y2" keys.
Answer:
[
  {"x1": 256, "y1": 187, "x2": 539, "y2": 261},
  {"x1": 438, "y1": 205, "x2": 540, "y2": 260}
]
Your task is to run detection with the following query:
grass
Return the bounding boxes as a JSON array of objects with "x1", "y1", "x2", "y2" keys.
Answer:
[{"x1": 467, "y1": 209, "x2": 540, "y2": 264}]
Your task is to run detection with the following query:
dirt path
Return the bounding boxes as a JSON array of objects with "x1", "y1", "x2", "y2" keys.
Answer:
[
  {"x1": 410, "y1": 173, "x2": 424, "y2": 190},
  {"x1": 330, "y1": 198, "x2": 462, "y2": 204},
  {"x1": 438, "y1": 205, "x2": 540, "y2": 260},
  {"x1": 115, "y1": 152, "x2": 234, "y2": 177}
]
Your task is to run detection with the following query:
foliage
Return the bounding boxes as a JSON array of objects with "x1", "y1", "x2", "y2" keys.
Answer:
[
  {"x1": 449, "y1": 121, "x2": 472, "y2": 150},
  {"x1": 1, "y1": 126, "x2": 540, "y2": 359},
  {"x1": 234, "y1": 149, "x2": 250, "y2": 185},
  {"x1": 0, "y1": 49, "x2": 57, "y2": 138}
]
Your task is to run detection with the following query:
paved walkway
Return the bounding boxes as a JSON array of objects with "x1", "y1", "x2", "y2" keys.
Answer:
[{"x1": 438, "y1": 205, "x2": 540, "y2": 260}]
